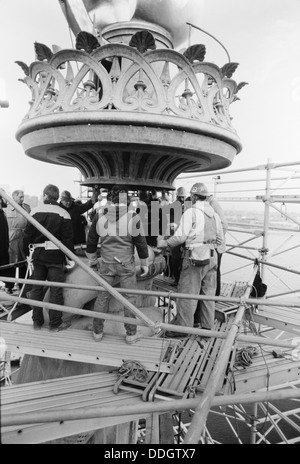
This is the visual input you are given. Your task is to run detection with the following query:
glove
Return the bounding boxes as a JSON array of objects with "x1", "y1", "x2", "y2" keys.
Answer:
[
  {"x1": 140, "y1": 265, "x2": 149, "y2": 277},
  {"x1": 157, "y1": 239, "x2": 168, "y2": 249},
  {"x1": 65, "y1": 258, "x2": 75, "y2": 271}
]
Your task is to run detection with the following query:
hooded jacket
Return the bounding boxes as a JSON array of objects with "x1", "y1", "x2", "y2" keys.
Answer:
[{"x1": 86, "y1": 204, "x2": 149, "y2": 264}]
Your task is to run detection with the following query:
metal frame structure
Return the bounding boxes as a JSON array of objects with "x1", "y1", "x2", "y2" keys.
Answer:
[{"x1": 177, "y1": 160, "x2": 300, "y2": 443}]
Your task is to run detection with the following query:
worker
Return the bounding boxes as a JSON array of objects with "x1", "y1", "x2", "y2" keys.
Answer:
[
  {"x1": 23, "y1": 184, "x2": 74, "y2": 331},
  {"x1": 157, "y1": 182, "x2": 224, "y2": 339},
  {"x1": 86, "y1": 185, "x2": 149, "y2": 344}
]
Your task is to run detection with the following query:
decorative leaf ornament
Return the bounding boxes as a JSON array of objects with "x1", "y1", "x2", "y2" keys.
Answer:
[
  {"x1": 34, "y1": 42, "x2": 53, "y2": 62},
  {"x1": 183, "y1": 44, "x2": 206, "y2": 63},
  {"x1": 221, "y1": 62, "x2": 239, "y2": 78},
  {"x1": 236, "y1": 81, "x2": 249, "y2": 92},
  {"x1": 75, "y1": 31, "x2": 100, "y2": 54},
  {"x1": 129, "y1": 31, "x2": 156, "y2": 53},
  {"x1": 15, "y1": 61, "x2": 30, "y2": 76}
]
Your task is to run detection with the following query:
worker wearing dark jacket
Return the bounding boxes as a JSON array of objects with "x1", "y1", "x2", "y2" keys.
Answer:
[
  {"x1": 23, "y1": 184, "x2": 74, "y2": 331},
  {"x1": 59, "y1": 190, "x2": 95, "y2": 245},
  {"x1": 86, "y1": 185, "x2": 149, "y2": 344}
]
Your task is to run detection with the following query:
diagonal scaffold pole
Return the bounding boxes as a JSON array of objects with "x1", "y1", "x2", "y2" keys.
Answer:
[
  {"x1": 0, "y1": 188, "x2": 156, "y2": 331},
  {"x1": 183, "y1": 265, "x2": 259, "y2": 444}
]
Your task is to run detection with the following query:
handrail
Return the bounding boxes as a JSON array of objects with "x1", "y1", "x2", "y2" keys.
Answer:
[
  {"x1": 178, "y1": 160, "x2": 300, "y2": 179},
  {"x1": 225, "y1": 250, "x2": 300, "y2": 276},
  {"x1": 1, "y1": 276, "x2": 300, "y2": 309}
]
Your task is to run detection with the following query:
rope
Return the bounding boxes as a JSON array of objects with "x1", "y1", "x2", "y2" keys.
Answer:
[
  {"x1": 0, "y1": 260, "x2": 26, "y2": 270},
  {"x1": 234, "y1": 345, "x2": 259, "y2": 368},
  {"x1": 118, "y1": 359, "x2": 149, "y2": 383}
]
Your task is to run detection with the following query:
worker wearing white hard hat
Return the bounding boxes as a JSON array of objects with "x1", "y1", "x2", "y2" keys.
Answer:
[{"x1": 157, "y1": 182, "x2": 224, "y2": 339}]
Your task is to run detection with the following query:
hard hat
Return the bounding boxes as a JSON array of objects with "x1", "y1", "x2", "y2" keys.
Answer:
[
  {"x1": 176, "y1": 186, "x2": 186, "y2": 197},
  {"x1": 190, "y1": 183, "x2": 210, "y2": 197}
]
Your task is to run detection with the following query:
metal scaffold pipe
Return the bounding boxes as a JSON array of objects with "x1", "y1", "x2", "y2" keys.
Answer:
[
  {"x1": 1, "y1": 276, "x2": 300, "y2": 309},
  {"x1": 2, "y1": 384, "x2": 300, "y2": 428}
]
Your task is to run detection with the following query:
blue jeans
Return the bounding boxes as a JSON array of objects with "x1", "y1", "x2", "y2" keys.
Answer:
[
  {"x1": 175, "y1": 253, "x2": 217, "y2": 330},
  {"x1": 31, "y1": 261, "x2": 65, "y2": 327},
  {"x1": 93, "y1": 259, "x2": 138, "y2": 336}
]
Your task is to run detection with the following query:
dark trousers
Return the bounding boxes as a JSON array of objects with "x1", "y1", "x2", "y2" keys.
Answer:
[
  {"x1": 31, "y1": 261, "x2": 65, "y2": 327},
  {"x1": 170, "y1": 245, "x2": 182, "y2": 283}
]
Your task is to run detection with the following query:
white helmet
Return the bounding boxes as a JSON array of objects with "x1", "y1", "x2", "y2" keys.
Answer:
[
  {"x1": 176, "y1": 186, "x2": 186, "y2": 197},
  {"x1": 190, "y1": 183, "x2": 210, "y2": 197}
]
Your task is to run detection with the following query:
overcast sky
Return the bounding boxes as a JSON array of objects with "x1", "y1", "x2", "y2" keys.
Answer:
[{"x1": 0, "y1": 0, "x2": 300, "y2": 200}]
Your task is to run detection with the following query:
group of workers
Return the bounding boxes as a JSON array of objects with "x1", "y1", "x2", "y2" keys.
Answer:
[{"x1": 0, "y1": 180, "x2": 227, "y2": 346}]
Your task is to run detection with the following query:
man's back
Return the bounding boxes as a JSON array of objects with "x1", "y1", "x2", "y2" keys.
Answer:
[{"x1": 23, "y1": 203, "x2": 73, "y2": 263}]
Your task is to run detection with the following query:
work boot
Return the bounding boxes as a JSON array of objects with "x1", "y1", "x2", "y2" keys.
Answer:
[
  {"x1": 93, "y1": 331, "x2": 104, "y2": 342},
  {"x1": 125, "y1": 332, "x2": 141, "y2": 344},
  {"x1": 164, "y1": 330, "x2": 188, "y2": 338},
  {"x1": 49, "y1": 320, "x2": 71, "y2": 332},
  {"x1": 33, "y1": 322, "x2": 43, "y2": 330}
]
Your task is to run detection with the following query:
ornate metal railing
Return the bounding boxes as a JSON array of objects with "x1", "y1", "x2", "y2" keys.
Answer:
[{"x1": 16, "y1": 31, "x2": 246, "y2": 132}]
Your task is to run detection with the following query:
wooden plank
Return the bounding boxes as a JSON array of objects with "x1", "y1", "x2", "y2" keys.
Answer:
[
  {"x1": 1, "y1": 372, "x2": 150, "y2": 444},
  {"x1": 156, "y1": 337, "x2": 202, "y2": 396},
  {"x1": 193, "y1": 319, "x2": 235, "y2": 394},
  {"x1": 0, "y1": 321, "x2": 174, "y2": 374},
  {"x1": 220, "y1": 282, "x2": 235, "y2": 297},
  {"x1": 2, "y1": 372, "x2": 118, "y2": 404},
  {"x1": 214, "y1": 281, "x2": 248, "y2": 320}
]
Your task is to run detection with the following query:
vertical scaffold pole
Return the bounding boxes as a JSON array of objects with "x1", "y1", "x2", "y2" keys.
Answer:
[
  {"x1": 261, "y1": 159, "x2": 272, "y2": 282},
  {"x1": 250, "y1": 402, "x2": 258, "y2": 444}
]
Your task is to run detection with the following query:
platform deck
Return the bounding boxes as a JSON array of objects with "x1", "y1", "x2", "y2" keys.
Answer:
[
  {"x1": 1, "y1": 371, "x2": 150, "y2": 444},
  {"x1": 0, "y1": 321, "x2": 175, "y2": 374},
  {"x1": 253, "y1": 305, "x2": 300, "y2": 336},
  {"x1": 224, "y1": 343, "x2": 300, "y2": 395}
]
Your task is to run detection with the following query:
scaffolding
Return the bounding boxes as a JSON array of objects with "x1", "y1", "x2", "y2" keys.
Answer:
[{"x1": 1, "y1": 161, "x2": 300, "y2": 444}]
